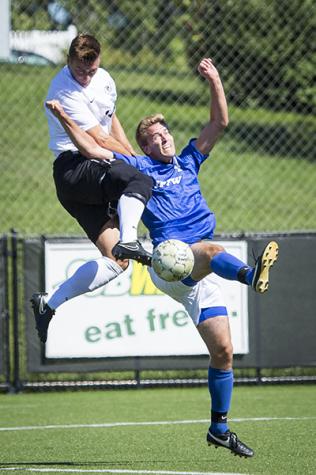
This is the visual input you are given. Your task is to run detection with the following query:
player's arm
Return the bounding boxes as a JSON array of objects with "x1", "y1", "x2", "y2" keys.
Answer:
[
  {"x1": 195, "y1": 58, "x2": 229, "y2": 155},
  {"x1": 45, "y1": 100, "x2": 114, "y2": 161},
  {"x1": 111, "y1": 113, "x2": 137, "y2": 155},
  {"x1": 86, "y1": 114, "x2": 136, "y2": 155}
]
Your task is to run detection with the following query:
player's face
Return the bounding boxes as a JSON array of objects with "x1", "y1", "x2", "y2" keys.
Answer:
[
  {"x1": 144, "y1": 123, "x2": 176, "y2": 162},
  {"x1": 68, "y1": 56, "x2": 100, "y2": 87}
]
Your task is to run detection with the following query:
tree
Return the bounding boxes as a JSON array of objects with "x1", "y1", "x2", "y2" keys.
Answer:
[{"x1": 181, "y1": 0, "x2": 315, "y2": 112}]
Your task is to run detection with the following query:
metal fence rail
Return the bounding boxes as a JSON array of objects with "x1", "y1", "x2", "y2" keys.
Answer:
[
  {"x1": 0, "y1": 235, "x2": 11, "y2": 391},
  {"x1": 0, "y1": 231, "x2": 314, "y2": 393},
  {"x1": 1, "y1": 1, "x2": 316, "y2": 392},
  {"x1": 0, "y1": 231, "x2": 315, "y2": 392}
]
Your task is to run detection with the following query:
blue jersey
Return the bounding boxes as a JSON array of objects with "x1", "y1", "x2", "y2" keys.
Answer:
[{"x1": 115, "y1": 139, "x2": 216, "y2": 247}]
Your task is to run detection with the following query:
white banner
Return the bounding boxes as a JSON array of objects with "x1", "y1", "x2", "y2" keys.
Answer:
[{"x1": 44, "y1": 240, "x2": 249, "y2": 358}]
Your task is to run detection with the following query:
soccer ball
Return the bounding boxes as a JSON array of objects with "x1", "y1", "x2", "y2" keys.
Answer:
[{"x1": 152, "y1": 239, "x2": 194, "y2": 282}]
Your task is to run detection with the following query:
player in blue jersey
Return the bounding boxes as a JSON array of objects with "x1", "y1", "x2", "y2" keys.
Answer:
[{"x1": 43, "y1": 58, "x2": 278, "y2": 458}]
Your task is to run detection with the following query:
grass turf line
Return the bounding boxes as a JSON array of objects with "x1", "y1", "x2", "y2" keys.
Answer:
[{"x1": 0, "y1": 386, "x2": 315, "y2": 474}]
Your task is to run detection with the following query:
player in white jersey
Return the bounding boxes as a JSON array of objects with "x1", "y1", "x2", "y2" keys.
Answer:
[
  {"x1": 38, "y1": 58, "x2": 279, "y2": 458},
  {"x1": 46, "y1": 35, "x2": 133, "y2": 157},
  {"x1": 31, "y1": 34, "x2": 153, "y2": 345},
  {"x1": 46, "y1": 61, "x2": 118, "y2": 158}
]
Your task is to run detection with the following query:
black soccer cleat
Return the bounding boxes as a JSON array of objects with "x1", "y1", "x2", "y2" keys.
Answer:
[
  {"x1": 251, "y1": 240, "x2": 279, "y2": 293},
  {"x1": 112, "y1": 240, "x2": 152, "y2": 266},
  {"x1": 207, "y1": 429, "x2": 254, "y2": 458},
  {"x1": 30, "y1": 293, "x2": 55, "y2": 343}
]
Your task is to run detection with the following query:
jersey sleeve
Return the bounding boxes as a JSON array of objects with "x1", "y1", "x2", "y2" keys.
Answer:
[
  {"x1": 113, "y1": 153, "x2": 138, "y2": 168},
  {"x1": 178, "y1": 139, "x2": 209, "y2": 172},
  {"x1": 107, "y1": 73, "x2": 117, "y2": 103},
  {"x1": 56, "y1": 90, "x2": 99, "y2": 131}
]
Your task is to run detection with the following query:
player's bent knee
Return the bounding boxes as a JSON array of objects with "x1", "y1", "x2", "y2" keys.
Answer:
[
  {"x1": 125, "y1": 173, "x2": 153, "y2": 203},
  {"x1": 210, "y1": 243, "x2": 225, "y2": 257},
  {"x1": 123, "y1": 192, "x2": 149, "y2": 206},
  {"x1": 211, "y1": 342, "x2": 233, "y2": 367},
  {"x1": 199, "y1": 243, "x2": 226, "y2": 262}
]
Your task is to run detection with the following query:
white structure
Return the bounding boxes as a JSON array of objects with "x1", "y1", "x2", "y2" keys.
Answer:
[
  {"x1": 10, "y1": 24, "x2": 77, "y2": 64},
  {"x1": 0, "y1": 0, "x2": 10, "y2": 59}
]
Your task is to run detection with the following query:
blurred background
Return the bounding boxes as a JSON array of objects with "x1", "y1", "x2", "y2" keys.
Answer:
[
  {"x1": 0, "y1": 1, "x2": 315, "y2": 393},
  {"x1": 1, "y1": 0, "x2": 315, "y2": 236},
  {"x1": 0, "y1": 9, "x2": 315, "y2": 474}
]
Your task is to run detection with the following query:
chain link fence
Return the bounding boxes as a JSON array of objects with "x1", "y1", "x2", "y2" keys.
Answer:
[{"x1": 1, "y1": 0, "x2": 315, "y2": 236}]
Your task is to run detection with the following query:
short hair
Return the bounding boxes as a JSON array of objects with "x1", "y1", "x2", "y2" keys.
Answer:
[
  {"x1": 136, "y1": 113, "x2": 169, "y2": 151},
  {"x1": 68, "y1": 34, "x2": 101, "y2": 63}
]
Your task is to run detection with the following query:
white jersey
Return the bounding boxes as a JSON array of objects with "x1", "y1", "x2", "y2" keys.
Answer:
[{"x1": 46, "y1": 66, "x2": 117, "y2": 157}]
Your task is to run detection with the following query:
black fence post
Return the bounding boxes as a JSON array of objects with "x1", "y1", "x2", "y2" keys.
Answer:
[
  {"x1": 2, "y1": 235, "x2": 12, "y2": 391},
  {"x1": 254, "y1": 298, "x2": 262, "y2": 385},
  {"x1": 11, "y1": 230, "x2": 22, "y2": 393},
  {"x1": 253, "y1": 241, "x2": 262, "y2": 385}
]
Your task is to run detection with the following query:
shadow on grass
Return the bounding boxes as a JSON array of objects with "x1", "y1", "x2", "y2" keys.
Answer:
[
  {"x1": 121, "y1": 87, "x2": 204, "y2": 106},
  {"x1": 0, "y1": 459, "x2": 210, "y2": 467},
  {"x1": 122, "y1": 87, "x2": 315, "y2": 161},
  {"x1": 229, "y1": 122, "x2": 316, "y2": 161}
]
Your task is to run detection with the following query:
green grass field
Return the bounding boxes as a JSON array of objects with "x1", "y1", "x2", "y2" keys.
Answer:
[
  {"x1": 0, "y1": 385, "x2": 315, "y2": 474},
  {"x1": 1, "y1": 63, "x2": 316, "y2": 235}
]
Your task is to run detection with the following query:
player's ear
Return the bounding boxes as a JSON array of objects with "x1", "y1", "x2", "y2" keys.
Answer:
[{"x1": 142, "y1": 143, "x2": 151, "y2": 155}]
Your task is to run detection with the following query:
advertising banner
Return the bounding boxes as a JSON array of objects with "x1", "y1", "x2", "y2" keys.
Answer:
[{"x1": 44, "y1": 240, "x2": 249, "y2": 358}]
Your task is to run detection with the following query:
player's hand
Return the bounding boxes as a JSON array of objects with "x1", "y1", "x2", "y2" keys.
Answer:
[
  {"x1": 45, "y1": 99, "x2": 64, "y2": 118},
  {"x1": 197, "y1": 58, "x2": 219, "y2": 81}
]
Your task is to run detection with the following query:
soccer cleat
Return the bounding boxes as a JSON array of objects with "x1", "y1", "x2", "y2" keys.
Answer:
[
  {"x1": 207, "y1": 429, "x2": 254, "y2": 458},
  {"x1": 30, "y1": 293, "x2": 55, "y2": 343},
  {"x1": 112, "y1": 240, "x2": 152, "y2": 266},
  {"x1": 252, "y1": 240, "x2": 279, "y2": 293}
]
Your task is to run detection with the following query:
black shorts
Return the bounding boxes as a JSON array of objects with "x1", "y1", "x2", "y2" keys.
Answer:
[{"x1": 53, "y1": 151, "x2": 153, "y2": 243}]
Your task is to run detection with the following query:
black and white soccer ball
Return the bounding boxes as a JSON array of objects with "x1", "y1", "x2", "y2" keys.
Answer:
[{"x1": 152, "y1": 239, "x2": 194, "y2": 282}]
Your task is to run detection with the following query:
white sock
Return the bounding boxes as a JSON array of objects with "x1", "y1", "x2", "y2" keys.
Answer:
[
  {"x1": 117, "y1": 194, "x2": 145, "y2": 242},
  {"x1": 47, "y1": 256, "x2": 123, "y2": 310}
]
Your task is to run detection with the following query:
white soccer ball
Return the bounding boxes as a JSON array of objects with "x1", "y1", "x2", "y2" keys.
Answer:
[{"x1": 152, "y1": 239, "x2": 194, "y2": 282}]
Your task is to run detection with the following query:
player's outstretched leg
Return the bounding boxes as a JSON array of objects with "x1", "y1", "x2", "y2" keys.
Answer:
[
  {"x1": 207, "y1": 428, "x2": 254, "y2": 458},
  {"x1": 30, "y1": 293, "x2": 55, "y2": 343},
  {"x1": 251, "y1": 241, "x2": 279, "y2": 293},
  {"x1": 210, "y1": 240, "x2": 278, "y2": 293},
  {"x1": 112, "y1": 240, "x2": 152, "y2": 266}
]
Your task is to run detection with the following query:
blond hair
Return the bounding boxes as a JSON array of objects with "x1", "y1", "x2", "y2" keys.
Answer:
[
  {"x1": 68, "y1": 34, "x2": 100, "y2": 63},
  {"x1": 136, "y1": 113, "x2": 168, "y2": 151}
]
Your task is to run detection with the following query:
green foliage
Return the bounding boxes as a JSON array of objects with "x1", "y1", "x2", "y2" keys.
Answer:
[
  {"x1": 64, "y1": 0, "x2": 188, "y2": 68},
  {"x1": 11, "y1": 1, "x2": 51, "y2": 30},
  {"x1": 181, "y1": 0, "x2": 316, "y2": 113},
  {"x1": 11, "y1": 0, "x2": 315, "y2": 112}
]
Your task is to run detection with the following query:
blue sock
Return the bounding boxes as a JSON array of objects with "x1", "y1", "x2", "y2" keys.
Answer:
[
  {"x1": 211, "y1": 251, "x2": 253, "y2": 285},
  {"x1": 181, "y1": 275, "x2": 198, "y2": 286},
  {"x1": 208, "y1": 367, "x2": 233, "y2": 434}
]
